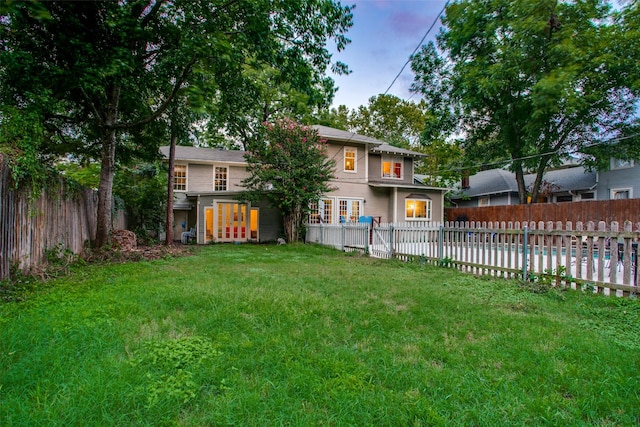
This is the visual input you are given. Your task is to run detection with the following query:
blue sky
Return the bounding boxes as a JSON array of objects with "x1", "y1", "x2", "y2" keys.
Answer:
[{"x1": 329, "y1": 0, "x2": 449, "y2": 110}]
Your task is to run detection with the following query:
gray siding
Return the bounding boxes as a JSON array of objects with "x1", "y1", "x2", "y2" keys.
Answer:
[{"x1": 596, "y1": 165, "x2": 640, "y2": 200}]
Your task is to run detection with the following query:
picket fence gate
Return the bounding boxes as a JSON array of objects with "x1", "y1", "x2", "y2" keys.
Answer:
[{"x1": 305, "y1": 220, "x2": 640, "y2": 298}]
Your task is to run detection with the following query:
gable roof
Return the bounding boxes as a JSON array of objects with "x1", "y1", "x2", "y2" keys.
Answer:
[
  {"x1": 159, "y1": 145, "x2": 246, "y2": 164},
  {"x1": 371, "y1": 143, "x2": 426, "y2": 158},
  {"x1": 452, "y1": 166, "x2": 597, "y2": 199},
  {"x1": 311, "y1": 125, "x2": 385, "y2": 146}
]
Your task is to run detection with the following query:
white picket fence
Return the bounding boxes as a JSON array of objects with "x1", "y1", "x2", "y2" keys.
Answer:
[{"x1": 305, "y1": 220, "x2": 640, "y2": 297}]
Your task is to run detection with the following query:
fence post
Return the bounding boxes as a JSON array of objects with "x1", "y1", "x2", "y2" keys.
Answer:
[
  {"x1": 522, "y1": 226, "x2": 529, "y2": 280},
  {"x1": 389, "y1": 224, "x2": 394, "y2": 259},
  {"x1": 365, "y1": 223, "x2": 370, "y2": 255},
  {"x1": 341, "y1": 223, "x2": 345, "y2": 251},
  {"x1": 319, "y1": 222, "x2": 323, "y2": 245},
  {"x1": 438, "y1": 224, "x2": 444, "y2": 263}
]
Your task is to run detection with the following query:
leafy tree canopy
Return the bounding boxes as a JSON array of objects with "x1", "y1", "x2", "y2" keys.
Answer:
[
  {"x1": 0, "y1": 0, "x2": 353, "y2": 246},
  {"x1": 411, "y1": 0, "x2": 640, "y2": 203},
  {"x1": 242, "y1": 119, "x2": 335, "y2": 242}
]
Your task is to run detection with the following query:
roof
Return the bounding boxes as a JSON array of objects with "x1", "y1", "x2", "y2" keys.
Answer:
[
  {"x1": 310, "y1": 125, "x2": 385, "y2": 146},
  {"x1": 371, "y1": 143, "x2": 426, "y2": 158},
  {"x1": 159, "y1": 145, "x2": 247, "y2": 164},
  {"x1": 452, "y1": 166, "x2": 597, "y2": 199}
]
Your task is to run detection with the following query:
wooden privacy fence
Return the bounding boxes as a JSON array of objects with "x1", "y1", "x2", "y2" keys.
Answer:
[
  {"x1": 306, "y1": 220, "x2": 640, "y2": 298},
  {"x1": 445, "y1": 199, "x2": 640, "y2": 225},
  {"x1": 0, "y1": 157, "x2": 126, "y2": 281}
]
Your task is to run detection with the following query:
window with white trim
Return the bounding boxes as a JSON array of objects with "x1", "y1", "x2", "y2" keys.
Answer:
[
  {"x1": 174, "y1": 165, "x2": 187, "y2": 191},
  {"x1": 309, "y1": 198, "x2": 334, "y2": 224},
  {"x1": 382, "y1": 156, "x2": 402, "y2": 179},
  {"x1": 611, "y1": 158, "x2": 635, "y2": 170},
  {"x1": 214, "y1": 166, "x2": 228, "y2": 191},
  {"x1": 405, "y1": 198, "x2": 431, "y2": 220},
  {"x1": 338, "y1": 198, "x2": 361, "y2": 222},
  {"x1": 611, "y1": 188, "x2": 631, "y2": 199},
  {"x1": 478, "y1": 197, "x2": 490, "y2": 207},
  {"x1": 344, "y1": 147, "x2": 356, "y2": 172}
]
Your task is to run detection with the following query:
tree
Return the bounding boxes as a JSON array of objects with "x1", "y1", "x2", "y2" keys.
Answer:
[
  {"x1": 411, "y1": 0, "x2": 640, "y2": 204},
  {"x1": 349, "y1": 94, "x2": 429, "y2": 148},
  {"x1": 242, "y1": 119, "x2": 335, "y2": 242},
  {"x1": 0, "y1": 0, "x2": 353, "y2": 246}
]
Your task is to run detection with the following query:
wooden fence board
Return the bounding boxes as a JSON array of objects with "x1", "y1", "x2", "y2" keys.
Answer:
[{"x1": 0, "y1": 156, "x2": 126, "y2": 280}]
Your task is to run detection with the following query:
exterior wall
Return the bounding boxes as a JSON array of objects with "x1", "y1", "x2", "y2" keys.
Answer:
[
  {"x1": 452, "y1": 193, "x2": 514, "y2": 208},
  {"x1": 395, "y1": 189, "x2": 445, "y2": 222},
  {"x1": 367, "y1": 154, "x2": 414, "y2": 185},
  {"x1": 596, "y1": 165, "x2": 640, "y2": 200},
  {"x1": 229, "y1": 165, "x2": 249, "y2": 191},
  {"x1": 327, "y1": 142, "x2": 368, "y2": 182},
  {"x1": 187, "y1": 163, "x2": 213, "y2": 192},
  {"x1": 255, "y1": 200, "x2": 283, "y2": 242},
  {"x1": 192, "y1": 194, "x2": 280, "y2": 243}
]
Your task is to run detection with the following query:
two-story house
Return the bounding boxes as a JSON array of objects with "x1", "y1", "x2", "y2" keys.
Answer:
[{"x1": 160, "y1": 125, "x2": 448, "y2": 244}]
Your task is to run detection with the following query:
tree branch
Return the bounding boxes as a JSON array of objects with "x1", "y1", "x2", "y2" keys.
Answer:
[{"x1": 112, "y1": 55, "x2": 197, "y2": 130}]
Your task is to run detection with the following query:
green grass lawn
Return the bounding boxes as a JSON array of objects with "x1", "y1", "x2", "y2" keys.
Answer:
[{"x1": 1, "y1": 243, "x2": 639, "y2": 426}]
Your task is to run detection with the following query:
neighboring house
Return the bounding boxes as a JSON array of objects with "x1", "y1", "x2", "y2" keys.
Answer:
[
  {"x1": 596, "y1": 158, "x2": 639, "y2": 201},
  {"x1": 449, "y1": 166, "x2": 598, "y2": 207},
  {"x1": 160, "y1": 125, "x2": 448, "y2": 243}
]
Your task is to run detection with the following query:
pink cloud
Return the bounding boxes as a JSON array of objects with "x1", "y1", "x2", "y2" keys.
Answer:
[{"x1": 389, "y1": 11, "x2": 433, "y2": 36}]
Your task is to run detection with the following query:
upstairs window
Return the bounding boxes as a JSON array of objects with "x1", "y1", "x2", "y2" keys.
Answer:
[
  {"x1": 344, "y1": 147, "x2": 356, "y2": 172},
  {"x1": 174, "y1": 165, "x2": 187, "y2": 191},
  {"x1": 611, "y1": 158, "x2": 634, "y2": 170},
  {"x1": 214, "y1": 166, "x2": 228, "y2": 191},
  {"x1": 382, "y1": 156, "x2": 402, "y2": 179}
]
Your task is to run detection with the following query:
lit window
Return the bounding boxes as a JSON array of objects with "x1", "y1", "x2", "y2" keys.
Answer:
[
  {"x1": 338, "y1": 198, "x2": 361, "y2": 222},
  {"x1": 478, "y1": 197, "x2": 490, "y2": 207},
  {"x1": 344, "y1": 147, "x2": 356, "y2": 172},
  {"x1": 382, "y1": 156, "x2": 402, "y2": 179},
  {"x1": 309, "y1": 199, "x2": 333, "y2": 224},
  {"x1": 405, "y1": 198, "x2": 431, "y2": 220},
  {"x1": 174, "y1": 165, "x2": 186, "y2": 191},
  {"x1": 214, "y1": 166, "x2": 227, "y2": 191}
]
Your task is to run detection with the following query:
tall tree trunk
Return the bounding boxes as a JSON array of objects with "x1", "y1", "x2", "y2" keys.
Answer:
[
  {"x1": 514, "y1": 162, "x2": 528, "y2": 204},
  {"x1": 94, "y1": 85, "x2": 120, "y2": 248},
  {"x1": 95, "y1": 128, "x2": 117, "y2": 247},
  {"x1": 165, "y1": 129, "x2": 177, "y2": 245}
]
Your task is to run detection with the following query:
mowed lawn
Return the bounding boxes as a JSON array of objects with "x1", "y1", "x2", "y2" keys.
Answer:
[{"x1": 1, "y1": 244, "x2": 639, "y2": 426}]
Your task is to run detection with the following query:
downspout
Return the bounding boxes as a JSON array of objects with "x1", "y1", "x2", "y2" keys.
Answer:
[{"x1": 365, "y1": 142, "x2": 369, "y2": 182}]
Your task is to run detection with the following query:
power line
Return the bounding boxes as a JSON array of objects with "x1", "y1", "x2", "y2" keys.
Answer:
[
  {"x1": 425, "y1": 132, "x2": 640, "y2": 176},
  {"x1": 383, "y1": 0, "x2": 450, "y2": 96}
]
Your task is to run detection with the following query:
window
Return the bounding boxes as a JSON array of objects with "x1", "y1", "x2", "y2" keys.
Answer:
[
  {"x1": 556, "y1": 195, "x2": 573, "y2": 202},
  {"x1": 382, "y1": 156, "x2": 402, "y2": 179},
  {"x1": 174, "y1": 165, "x2": 186, "y2": 191},
  {"x1": 611, "y1": 158, "x2": 634, "y2": 170},
  {"x1": 478, "y1": 197, "x2": 490, "y2": 207},
  {"x1": 405, "y1": 198, "x2": 432, "y2": 220},
  {"x1": 309, "y1": 199, "x2": 334, "y2": 224},
  {"x1": 344, "y1": 147, "x2": 356, "y2": 172},
  {"x1": 580, "y1": 192, "x2": 595, "y2": 200},
  {"x1": 214, "y1": 166, "x2": 228, "y2": 191},
  {"x1": 338, "y1": 198, "x2": 361, "y2": 222},
  {"x1": 611, "y1": 188, "x2": 631, "y2": 199}
]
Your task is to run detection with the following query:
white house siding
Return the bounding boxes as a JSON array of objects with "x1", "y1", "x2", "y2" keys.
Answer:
[
  {"x1": 188, "y1": 164, "x2": 214, "y2": 192},
  {"x1": 228, "y1": 165, "x2": 250, "y2": 191}
]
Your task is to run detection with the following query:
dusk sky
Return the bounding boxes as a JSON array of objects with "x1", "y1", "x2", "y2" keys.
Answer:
[{"x1": 330, "y1": 0, "x2": 449, "y2": 110}]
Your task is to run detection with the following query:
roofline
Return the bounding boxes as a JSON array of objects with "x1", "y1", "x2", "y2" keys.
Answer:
[{"x1": 368, "y1": 182, "x2": 450, "y2": 192}]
